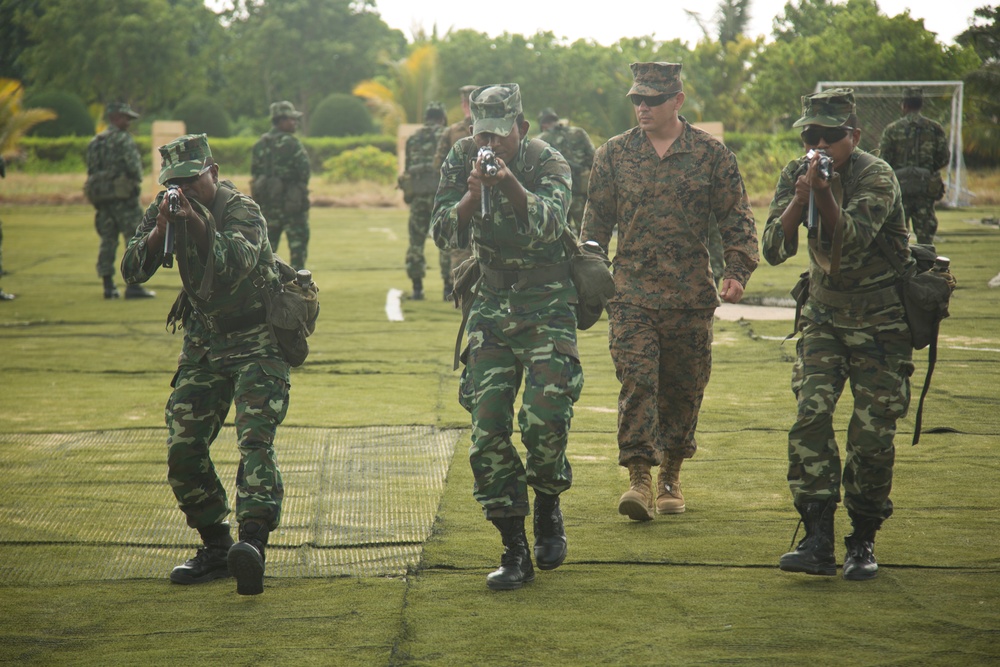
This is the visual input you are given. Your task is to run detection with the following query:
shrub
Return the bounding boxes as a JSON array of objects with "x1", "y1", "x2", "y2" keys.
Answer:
[
  {"x1": 322, "y1": 145, "x2": 397, "y2": 184},
  {"x1": 309, "y1": 94, "x2": 374, "y2": 137},
  {"x1": 23, "y1": 90, "x2": 94, "y2": 137},
  {"x1": 172, "y1": 95, "x2": 232, "y2": 138}
]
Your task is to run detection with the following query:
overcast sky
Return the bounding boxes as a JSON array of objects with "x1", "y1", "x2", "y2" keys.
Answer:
[{"x1": 371, "y1": 0, "x2": 982, "y2": 47}]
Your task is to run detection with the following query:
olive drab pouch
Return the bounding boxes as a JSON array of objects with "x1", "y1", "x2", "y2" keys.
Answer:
[
  {"x1": 894, "y1": 166, "x2": 934, "y2": 199},
  {"x1": 895, "y1": 243, "x2": 955, "y2": 351},
  {"x1": 283, "y1": 182, "x2": 310, "y2": 215},
  {"x1": 568, "y1": 239, "x2": 615, "y2": 330},
  {"x1": 84, "y1": 170, "x2": 134, "y2": 205},
  {"x1": 250, "y1": 175, "x2": 285, "y2": 208},
  {"x1": 449, "y1": 256, "x2": 482, "y2": 370},
  {"x1": 258, "y1": 256, "x2": 320, "y2": 367},
  {"x1": 408, "y1": 164, "x2": 440, "y2": 197}
]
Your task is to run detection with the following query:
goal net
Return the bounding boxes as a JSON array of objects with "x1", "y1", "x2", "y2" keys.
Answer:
[{"x1": 815, "y1": 81, "x2": 969, "y2": 207}]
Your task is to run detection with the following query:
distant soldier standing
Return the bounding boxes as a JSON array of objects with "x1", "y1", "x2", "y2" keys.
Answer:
[
  {"x1": 85, "y1": 102, "x2": 153, "y2": 299},
  {"x1": 536, "y1": 108, "x2": 595, "y2": 233},
  {"x1": 879, "y1": 87, "x2": 950, "y2": 245},
  {"x1": 251, "y1": 101, "x2": 311, "y2": 270},
  {"x1": 434, "y1": 85, "x2": 479, "y2": 300},
  {"x1": 401, "y1": 101, "x2": 448, "y2": 300}
]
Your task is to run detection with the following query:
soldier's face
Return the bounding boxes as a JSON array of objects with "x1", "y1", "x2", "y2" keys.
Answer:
[
  {"x1": 170, "y1": 164, "x2": 218, "y2": 207},
  {"x1": 802, "y1": 124, "x2": 860, "y2": 170},
  {"x1": 474, "y1": 120, "x2": 528, "y2": 164},
  {"x1": 277, "y1": 117, "x2": 298, "y2": 133},
  {"x1": 634, "y1": 91, "x2": 683, "y2": 132}
]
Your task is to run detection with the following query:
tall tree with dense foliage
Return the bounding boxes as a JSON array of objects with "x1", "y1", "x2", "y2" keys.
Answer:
[
  {"x1": 9, "y1": 0, "x2": 222, "y2": 112},
  {"x1": 0, "y1": 79, "x2": 56, "y2": 159},
  {"x1": 957, "y1": 5, "x2": 1000, "y2": 163}
]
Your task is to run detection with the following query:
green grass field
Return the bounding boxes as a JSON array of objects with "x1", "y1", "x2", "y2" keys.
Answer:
[{"x1": 1, "y1": 197, "x2": 998, "y2": 666}]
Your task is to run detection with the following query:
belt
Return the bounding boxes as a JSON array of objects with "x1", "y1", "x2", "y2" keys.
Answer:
[
  {"x1": 809, "y1": 282, "x2": 900, "y2": 309},
  {"x1": 479, "y1": 261, "x2": 571, "y2": 291},
  {"x1": 195, "y1": 307, "x2": 268, "y2": 334}
]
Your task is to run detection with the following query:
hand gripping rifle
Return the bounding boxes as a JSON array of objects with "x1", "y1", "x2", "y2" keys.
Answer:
[
  {"x1": 162, "y1": 185, "x2": 180, "y2": 268},
  {"x1": 477, "y1": 146, "x2": 499, "y2": 223}
]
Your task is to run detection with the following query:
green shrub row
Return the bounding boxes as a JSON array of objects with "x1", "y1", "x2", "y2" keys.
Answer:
[{"x1": 12, "y1": 135, "x2": 399, "y2": 175}]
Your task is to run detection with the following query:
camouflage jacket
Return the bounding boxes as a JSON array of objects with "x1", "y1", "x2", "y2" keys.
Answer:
[
  {"x1": 121, "y1": 180, "x2": 283, "y2": 360},
  {"x1": 406, "y1": 122, "x2": 446, "y2": 173},
  {"x1": 251, "y1": 129, "x2": 311, "y2": 186},
  {"x1": 582, "y1": 118, "x2": 759, "y2": 310},
  {"x1": 537, "y1": 122, "x2": 595, "y2": 190},
  {"x1": 433, "y1": 116, "x2": 472, "y2": 170},
  {"x1": 762, "y1": 149, "x2": 910, "y2": 325},
  {"x1": 86, "y1": 126, "x2": 143, "y2": 187},
  {"x1": 431, "y1": 136, "x2": 572, "y2": 270},
  {"x1": 879, "y1": 112, "x2": 949, "y2": 174}
]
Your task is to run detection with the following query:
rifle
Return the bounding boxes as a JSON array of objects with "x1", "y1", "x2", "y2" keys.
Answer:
[
  {"x1": 805, "y1": 149, "x2": 833, "y2": 238},
  {"x1": 163, "y1": 185, "x2": 180, "y2": 268},
  {"x1": 477, "y1": 146, "x2": 499, "y2": 223}
]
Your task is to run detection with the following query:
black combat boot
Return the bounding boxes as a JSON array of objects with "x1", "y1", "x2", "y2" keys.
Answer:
[
  {"x1": 228, "y1": 520, "x2": 269, "y2": 595},
  {"x1": 486, "y1": 516, "x2": 535, "y2": 591},
  {"x1": 533, "y1": 492, "x2": 567, "y2": 571},
  {"x1": 411, "y1": 278, "x2": 424, "y2": 300},
  {"x1": 102, "y1": 275, "x2": 120, "y2": 299},
  {"x1": 779, "y1": 499, "x2": 837, "y2": 576},
  {"x1": 169, "y1": 522, "x2": 234, "y2": 584},
  {"x1": 843, "y1": 512, "x2": 882, "y2": 581},
  {"x1": 124, "y1": 284, "x2": 156, "y2": 299}
]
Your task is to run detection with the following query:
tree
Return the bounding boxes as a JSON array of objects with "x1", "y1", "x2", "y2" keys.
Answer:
[
  {"x1": 11, "y1": 0, "x2": 222, "y2": 113},
  {"x1": 353, "y1": 43, "x2": 443, "y2": 136},
  {"x1": 0, "y1": 79, "x2": 57, "y2": 160},
  {"x1": 957, "y1": 5, "x2": 1000, "y2": 163}
]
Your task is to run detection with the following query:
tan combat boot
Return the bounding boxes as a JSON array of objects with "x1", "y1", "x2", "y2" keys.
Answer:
[
  {"x1": 656, "y1": 455, "x2": 686, "y2": 515},
  {"x1": 618, "y1": 460, "x2": 655, "y2": 521}
]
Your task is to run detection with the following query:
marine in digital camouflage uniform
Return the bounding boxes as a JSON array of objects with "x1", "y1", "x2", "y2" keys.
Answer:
[
  {"x1": 251, "y1": 101, "x2": 311, "y2": 270},
  {"x1": 121, "y1": 134, "x2": 290, "y2": 596},
  {"x1": 86, "y1": 102, "x2": 153, "y2": 299},
  {"x1": 402, "y1": 101, "x2": 448, "y2": 300},
  {"x1": 433, "y1": 84, "x2": 479, "y2": 299},
  {"x1": 536, "y1": 108, "x2": 595, "y2": 233},
  {"x1": 582, "y1": 62, "x2": 758, "y2": 522},
  {"x1": 878, "y1": 87, "x2": 950, "y2": 245},
  {"x1": 431, "y1": 83, "x2": 581, "y2": 590},
  {"x1": 763, "y1": 89, "x2": 912, "y2": 581}
]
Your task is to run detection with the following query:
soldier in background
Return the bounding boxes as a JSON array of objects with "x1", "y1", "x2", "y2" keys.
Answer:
[
  {"x1": 122, "y1": 133, "x2": 291, "y2": 596},
  {"x1": 582, "y1": 62, "x2": 758, "y2": 523},
  {"x1": 879, "y1": 87, "x2": 950, "y2": 245},
  {"x1": 401, "y1": 101, "x2": 448, "y2": 300},
  {"x1": 536, "y1": 108, "x2": 595, "y2": 233},
  {"x1": 85, "y1": 102, "x2": 153, "y2": 299},
  {"x1": 251, "y1": 101, "x2": 311, "y2": 270},
  {"x1": 434, "y1": 84, "x2": 478, "y2": 300}
]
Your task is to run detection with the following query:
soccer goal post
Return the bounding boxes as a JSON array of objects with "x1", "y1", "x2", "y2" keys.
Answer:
[{"x1": 815, "y1": 81, "x2": 969, "y2": 208}]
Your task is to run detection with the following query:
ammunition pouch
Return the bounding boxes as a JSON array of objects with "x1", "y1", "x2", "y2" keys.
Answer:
[
  {"x1": 478, "y1": 261, "x2": 571, "y2": 291},
  {"x1": 84, "y1": 170, "x2": 136, "y2": 205},
  {"x1": 257, "y1": 256, "x2": 320, "y2": 368},
  {"x1": 895, "y1": 166, "x2": 937, "y2": 199}
]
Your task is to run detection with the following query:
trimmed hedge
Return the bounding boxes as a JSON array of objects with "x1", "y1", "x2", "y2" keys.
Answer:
[{"x1": 12, "y1": 134, "x2": 398, "y2": 174}]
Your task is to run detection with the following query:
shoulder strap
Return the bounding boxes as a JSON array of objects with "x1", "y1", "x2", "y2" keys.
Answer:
[{"x1": 521, "y1": 138, "x2": 547, "y2": 192}]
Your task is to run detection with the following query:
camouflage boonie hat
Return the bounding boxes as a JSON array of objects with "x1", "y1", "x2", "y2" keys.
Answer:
[
  {"x1": 627, "y1": 62, "x2": 683, "y2": 97},
  {"x1": 105, "y1": 102, "x2": 139, "y2": 119},
  {"x1": 470, "y1": 84, "x2": 522, "y2": 137},
  {"x1": 538, "y1": 107, "x2": 559, "y2": 123},
  {"x1": 157, "y1": 134, "x2": 213, "y2": 185},
  {"x1": 424, "y1": 101, "x2": 447, "y2": 120},
  {"x1": 793, "y1": 88, "x2": 855, "y2": 128},
  {"x1": 903, "y1": 86, "x2": 923, "y2": 99},
  {"x1": 270, "y1": 100, "x2": 303, "y2": 120}
]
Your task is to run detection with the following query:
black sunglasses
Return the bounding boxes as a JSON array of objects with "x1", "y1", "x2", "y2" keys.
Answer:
[
  {"x1": 801, "y1": 125, "x2": 853, "y2": 146},
  {"x1": 629, "y1": 93, "x2": 676, "y2": 107}
]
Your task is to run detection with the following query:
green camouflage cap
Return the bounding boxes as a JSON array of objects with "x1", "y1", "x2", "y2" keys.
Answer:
[
  {"x1": 470, "y1": 84, "x2": 522, "y2": 137},
  {"x1": 903, "y1": 86, "x2": 923, "y2": 99},
  {"x1": 157, "y1": 133, "x2": 213, "y2": 185},
  {"x1": 105, "y1": 102, "x2": 139, "y2": 119},
  {"x1": 538, "y1": 107, "x2": 559, "y2": 123},
  {"x1": 793, "y1": 88, "x2": 856, "y2": 128},
  {"x1": 270, "y1": 100, "x2": 303, "y2": 120},
  {"x1": 627, "y1": 62, "x2": 683, "y2": 97}
]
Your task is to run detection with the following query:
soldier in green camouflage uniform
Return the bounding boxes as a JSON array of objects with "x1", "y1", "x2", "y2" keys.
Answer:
[
  {"x1": 431, "y1": 84, "x2": 582, "y2": 591},
  {"x1": 402, "y1": 101, "x2": 448, "y2": 300},
  {"x1": 536, "y1": 108, "x2": 595, "y2": 233},
  {"x1": 879, "y1": 87, "x2": 950, "y2": 245},
  {"x1": 434, "y1": 84, "x2": 479, "y2": 300},
  {"x1": 763, "y1": 89, "x2": 913, "y2": 581},
  {"x1": 86, "y1": 102, "x2": 153, "y2": 299},
  {"x1": 251, "y1": 101, "x2": 311, "y2": 270},
  {"x1": 121, "y1": 134, "x2": 290, "y2": 596},
  {"x1": 582, "y1": 62, "x2": 758, "y2": 522}
]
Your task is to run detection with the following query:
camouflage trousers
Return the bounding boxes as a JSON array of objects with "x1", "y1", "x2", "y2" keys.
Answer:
[
  {"x1": 0, "y1": 218, "x2": 4, "y2": 275},
  {"x1": 95, "y1": 198, "x2": 143, "y2": 277},
  {"x1": 165, "y1": 354, "x2": 291, "y2": 531},
  {"x1": 266, "y1": 210, "x2": 310, "y2": 270},
  {"x1": 609, "y1": 304, "x2": 714, "y2": 466},
  {"x1": 405, "y1": 194, "x2": 450, "y2": 283},
  {"x1": 567, "y1": 194, "x2": 587, "y2": 235},
  {"x1": 459, "y1": 291, "x2": 584, "y2": 518},
  {"x1": 788, "y1": 315, "x2": 913, "y2": 520},
  {"x1": 903, "y1": 195, "x2": 939, "y2": 245}
]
